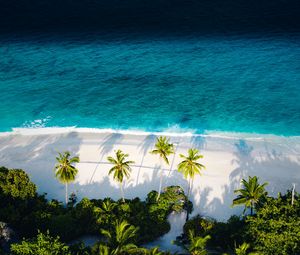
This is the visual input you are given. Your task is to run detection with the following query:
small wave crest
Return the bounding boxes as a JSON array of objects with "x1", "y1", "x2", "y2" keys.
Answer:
[{"x1": 5, "y1": 125, "x2": 298, "y2": 141}]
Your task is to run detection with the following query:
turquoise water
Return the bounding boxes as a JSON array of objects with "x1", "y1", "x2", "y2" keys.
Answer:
[{"x1": 0, "y1": 32, "x2": 300, "y2": 135}]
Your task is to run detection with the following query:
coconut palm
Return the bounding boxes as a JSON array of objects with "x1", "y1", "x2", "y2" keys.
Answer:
[
  {"x1": 232, "y1": 176, "x2": 268, "y2": 215},
  {"x1": 235, "y1": 242, "x2": 251, "y2": 255},
  {"x1": 150, "y1": 136, "x2": 174, "y2": 201},
  {"x1": 95, "y1": 199, "x2": 117, "y2": 225},
  {"x1": 178, "y1": 148, "x2": 205, "y2": 199},
  {"x1": 183, "y1": 230, "x2": 210, "y2": 255},
  {"x1": 54, "y1": 151, "x2": 79, "y2": 205},
  {"x1": 100, "y1": 220, "x2": 141, "y2": 255},
  {"x1": 107, "y1": 150, "x2": 134, "y2": 202},
  {"x1": 145, "y1": 247, "x2": 165, "y2": 255}
]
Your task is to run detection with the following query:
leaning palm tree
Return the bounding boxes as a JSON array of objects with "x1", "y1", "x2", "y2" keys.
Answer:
[
  {"x1": 107, "y1": 150, "x2": 134, "y2": 202},
  {"x1": 232, "y1": 176, "x2": 268, "y2": 215},
  {"x1": 150, "y1": 136, "x2": 174, "y2": 201},
  {"x1": 100, "y1": 220, "x2": 142, "y2": 255},
  {"x1": 54, "y1": 151, "x2": 79, "y2": 205},
  {"x1": 178, "y1": 148, "x2": 205, "y2": 200}
]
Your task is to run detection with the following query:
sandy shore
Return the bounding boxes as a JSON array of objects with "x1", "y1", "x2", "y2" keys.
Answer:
[{"x1": 0, "y1": 128, "x2": 299, "y2": 221}]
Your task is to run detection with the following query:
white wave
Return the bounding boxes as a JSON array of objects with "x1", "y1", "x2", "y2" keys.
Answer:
[{"x1": 2, "y1": 126, "x2": 299, "y2": 140}]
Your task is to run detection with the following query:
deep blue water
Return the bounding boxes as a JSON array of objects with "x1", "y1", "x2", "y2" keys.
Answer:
[{"x1": 0, "y1": 31, "x2": 299, "y2": 135}]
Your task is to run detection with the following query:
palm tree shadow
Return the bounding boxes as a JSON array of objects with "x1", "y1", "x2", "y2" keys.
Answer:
[
  {"x1": 135, "y1": 134, "x2": 156, "y2": 185},
  {"x1": 234, "y1": 139, "x2": 253, "y2": 156},
  {"x1": 190, "y1": 135, "x2": 206, "y2": 150},
  {"x1": 190, "y1": 186, "x2": 213, "y2": 218},
  {"x1": 210, "y1": 138, "x2": 300, "y2": 219},
  {"x1": 89, "y1": 133, "x2": 123, "y2": 184},
  {"x1": 0, "y1": 132, "x2": 82, "y2": 200}
]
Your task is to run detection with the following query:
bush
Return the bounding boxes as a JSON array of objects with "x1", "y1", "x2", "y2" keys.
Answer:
[{"x1": 10, "y1": 231, "x2": 71, "y2": 255}]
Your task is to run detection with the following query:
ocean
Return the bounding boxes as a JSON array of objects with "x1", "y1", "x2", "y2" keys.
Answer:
[{"x1": 0, "y1": 0, "x2": 299, "y2": 136}]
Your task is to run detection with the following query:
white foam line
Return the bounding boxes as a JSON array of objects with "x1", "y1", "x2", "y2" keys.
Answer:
[{"x1": 0, "y1": 126, "x2": 297, "y2": 140}]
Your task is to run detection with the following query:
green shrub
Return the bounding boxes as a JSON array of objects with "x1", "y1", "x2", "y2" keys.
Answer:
[{"x1": 10, "y1": 231, "x2": 71, "y2": 255}]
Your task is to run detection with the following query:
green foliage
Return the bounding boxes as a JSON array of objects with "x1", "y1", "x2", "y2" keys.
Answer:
[
  {"x1": 247, "y1": 191, "x2": 300, "y2": 255},
  {"x1": 0, "y1": 167, "x2": 36, "y2": 200},
  {"x1": 178, "y1": 148, "x2": 205, "y2": 182},
  {"x1": 183, "y1": 215, "x2": 247, "y2": 252},
  {"x1": 0, "y1": 167, "x2": 39, "y2": 232},
  {"x1": 177, "y1": 230, "x2": 210, "y2": 255},
  {"x1": 232, "y1": 176, "x2": 268, "y2": 215},
  {"x1": 93, "y1": 220, "x2": 144, "y2": 255},
  {"x1": 235, "y1": 242, "x2": 250, "y2": 255},
  {"x1": 107, "y1": 149, "x2": 134, "y2": 202},
  {"x1": 10, "y1": 231, "x2": 71, "y2": 255},
  {"x1": 150, "y1": 136, "x2": 174, "y2": 165},
  {"x1": 54, "y1": 152, "x2": 80, "y2": 184}
]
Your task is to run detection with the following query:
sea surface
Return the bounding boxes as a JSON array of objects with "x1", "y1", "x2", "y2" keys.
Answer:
[{"x1": 0, "y1": 30, "x2": 299, "y2": 136}]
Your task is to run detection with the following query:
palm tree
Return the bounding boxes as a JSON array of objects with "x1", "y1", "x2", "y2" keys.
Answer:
[
  {"x1": 235, "y1": 242, "x2": 251, "y2": 255},
  {"x1": 95, "y1": 199, "x2": 117, "y2": 225},
  {"x1": 107, "y1": 150, "x2": 134, "y2": 202},
  {"x1": 100, "y1": 220, "x2": 141, "y2": 254},
  {"x1": 54, "y1": 151, "x2": 79, "y2": 205},
  {"x1": 150, "y1": 136, "x2": 174, "y2": 201},
  {"x1": 178, "y1": 148, "x2": 205, "y2": 200},
  {"x1": 145, "y1": 247, "x2": 165, "y2": 255},
  {"x1": 183, "y1": 230, "x2": 210, "y2": 255},
  {"x1": 232, "y1": 176, "x2": 268, "y2": 215}
]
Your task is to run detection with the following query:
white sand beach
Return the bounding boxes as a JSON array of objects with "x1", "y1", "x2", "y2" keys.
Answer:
[{"x1": 0, "y1": 128, "x2": 299, "y2": 221}]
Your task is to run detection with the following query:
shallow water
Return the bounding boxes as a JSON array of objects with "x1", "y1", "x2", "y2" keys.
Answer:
[
  {"x1": 144, "y1": 211, "x2": 186, "y2": 253},
  {"x1": 0, "y1": 31, "x2": 299, "y2": 135}
]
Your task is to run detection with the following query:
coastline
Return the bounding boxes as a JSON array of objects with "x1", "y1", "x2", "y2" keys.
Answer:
[
  {"x1": 0, "y1": 127, "x2": 299, "y2": 221},
  {"x1": 2, "y1": 126, "x2": 300, "y2": 139}
]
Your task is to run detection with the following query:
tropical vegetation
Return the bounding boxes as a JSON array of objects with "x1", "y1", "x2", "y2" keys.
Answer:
[{"x1": 0, "y1": 135, "x2": 299, "y2": 254}]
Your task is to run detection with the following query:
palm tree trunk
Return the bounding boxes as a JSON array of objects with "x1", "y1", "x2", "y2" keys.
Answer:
[
  {"x1": 186, "y1": 178, "x2": 192, "y2": 221},
  {"x1": 187, "y1": 178, "x2": 191, "y2": 199},
  {"x1": 156, "y1": 159, "x2": 164, "y2": 202},
  {"x1": 65, "y1": 183, "x2": 68, "y2": 206},
  {"x1": 120, "y1": 182, "x2": 125, "y2": 202},
  {"x1": 250, "y1": 201, "x2": 254, "y2": 215}
]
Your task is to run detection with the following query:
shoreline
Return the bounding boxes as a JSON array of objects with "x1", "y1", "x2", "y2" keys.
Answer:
[
  {"x1": 0, "y1": 128, "x2": 299, "y2": 221},
  {"x1": 1, "y1": 126, "x2": 299, "y2": 139}
]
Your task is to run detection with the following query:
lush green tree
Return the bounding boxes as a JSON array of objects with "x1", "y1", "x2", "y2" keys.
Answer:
[
  {"x1": 107, "y1": 150, "x2": 134, "y2": 202},
  {"x1": 99, "y1": 220, "x2": 141, "y2": 254},
  {"x1": 54, "y1": 152, "x2": 80, "y2": 205},
  {"x1": 150, "y1": 136, "x2": 174, "y2": 202},
  {"x1": 232, "y1": 176, "x2": 268, "y2": 215},
  {"x1": 178, "y1": 148, "x2": 205, "y2": 200},
  {"x1": 10, "y1": 231, "x2": 71, "y2": 255},
  {"x1": 0, "y1": 167, "x2": 39, "y2": 230},
  {"x1": 0, "y1": 167, "x2": 36, "y2": 200},
  {"x1": 247, "y1": 191, "x2": 300, "y2": 255}
]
